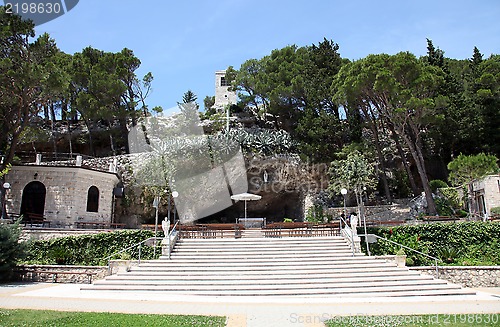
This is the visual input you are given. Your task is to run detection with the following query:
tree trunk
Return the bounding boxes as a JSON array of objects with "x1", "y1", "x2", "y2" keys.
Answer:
[
  {"x1": 50, "y1": 102, "x2": 56, "y2": 122},
  {"x1": 371, "y1": 124, "x2": 392, "y2": 203},
  {"x1": 50, "y1": 102, "x2": 57, "y2": 157},
  {"x1": 61, "y1": 101, "x2": 67, "y2": 121},
  {"x1": 67, "y1": 119, "x2": 73, "y2": 158},
  {"x1": 119, "y1": 117, "x2": 130, "y2": 154},
  {"x1": 387, "y1": 123, "x2": 419, "y2": 195},
  {"x1": 402, "y1": 133, "x2": 437, "y2": 215},
  {"x1": 109, "y1": 128, "x2": 116, "y2": 156},
  {"x1": 84, "y1": 119, "x2": 95, "y2": 157},
  {"x1": 362, "y1": 105, "x2": 392, "y2": 202},
  {"x1": 43, "y1": 104, "x2": 49, "y2": 123}
]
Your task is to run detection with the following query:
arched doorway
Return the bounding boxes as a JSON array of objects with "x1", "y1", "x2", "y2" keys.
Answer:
[
  {"x1": 86, "y1": 186, "x2": 99, "y2": 212},
  {"x1": 20, "y1": 181, "x2": 46, "y2": 218}
]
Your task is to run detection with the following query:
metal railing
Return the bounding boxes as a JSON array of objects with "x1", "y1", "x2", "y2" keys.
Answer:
[
  {"x1": 338, "y1": 215, "x2": 356, "y2": 257},
  {"x1": 103, "y1": 221, "x2": 180, "y2": 268},
  {"x1": 366, "y1": 234, "x2": 441, "y2": 278},
  {"x1": 262, "y1": 223, "x2": 339, "y2": 238},
  {"x1": 166, "y1": 221, "x2": 179, "y2": 259},
  {"x1": 103, "y1": 236, "x2": 163, "y2": 266}
]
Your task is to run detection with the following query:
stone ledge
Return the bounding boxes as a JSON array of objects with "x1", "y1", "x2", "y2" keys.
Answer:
[
  {"x1": 14, "y1": 265, "x2": 108, "y2": 284},
  {"x1": 410, "y1": 266, "x2": 500, "y2": 288}
]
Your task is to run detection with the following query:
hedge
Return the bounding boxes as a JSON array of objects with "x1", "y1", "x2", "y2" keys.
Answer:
[
  {"x1": 361, "y1": 221, "x2": 500, "y2": 266},
  {"x1": 23, "y1": 230, "x2": 162, "y2": 266}
]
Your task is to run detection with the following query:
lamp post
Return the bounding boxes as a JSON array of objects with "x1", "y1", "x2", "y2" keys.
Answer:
[
  {"x1": 152, "y1": 193, "x2": 160, "y2": 258},
  {"x1": 153, "y1": 189, "x2": 168, "y2": 258},
  {"x1": 361, "y1": 186, "x2": 370, "y2": 256},
  {"x1": 1, "y1": 182, "x2": 10, "y2": 221},
  {"x1": 341, "y1": 188, "x2": 355, "y2": 256},
  {"x1": 340, "y1": 188, "x2": 347, "y2": 230},
  {"x1": 172, "y1": 191, "x2": 179, "y2": 223},
  {"x1": 167, "y1": 190, "x2": 179, "y2": 226}
]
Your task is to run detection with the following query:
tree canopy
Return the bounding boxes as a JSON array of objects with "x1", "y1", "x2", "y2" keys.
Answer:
[
  {"x1": 227, "y1": 38, "x2": 499, "y2": 212},
  {"x1": 447, "y1": 153, "x2": 499, "y2": 187},
  {"x1": 0, "y1": 8, "x2": 157, "y2": 169}
]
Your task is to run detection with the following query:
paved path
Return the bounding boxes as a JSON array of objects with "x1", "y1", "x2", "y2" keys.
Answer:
[{"x1": 0, "y1": 283, "x2": 499, "y2": 326}]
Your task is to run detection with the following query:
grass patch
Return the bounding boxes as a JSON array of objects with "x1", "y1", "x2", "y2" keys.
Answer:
[
  {"x1": 325, "y1": 314, "x2": 500, "y2": 326},
  {"x1": 0, "y1": 309, "x2": 225, "y2": 327}
]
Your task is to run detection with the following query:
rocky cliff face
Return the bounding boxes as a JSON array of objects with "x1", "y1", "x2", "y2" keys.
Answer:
[{"x1": 59, "y1": 153, "x2": 329, "y2": 225}]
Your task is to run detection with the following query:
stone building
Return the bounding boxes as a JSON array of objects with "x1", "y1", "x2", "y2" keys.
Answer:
[
  {"x1": 472, "y1": 174, "x2": 500, "y2": 218},
  {"x1": 4, "y1": 164, "x2": 120, "y2": 227},
  {"x1": 214, "y1": 70, "x2": 237, "y2": 110}
]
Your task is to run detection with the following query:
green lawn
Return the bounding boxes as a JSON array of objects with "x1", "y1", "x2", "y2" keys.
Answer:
[
  {"x1": 0, "y1": 309, "x2": 225, "y2": 327},
  {"x1": 325, "y1": 314, "x2": 500, "y2": 327}
]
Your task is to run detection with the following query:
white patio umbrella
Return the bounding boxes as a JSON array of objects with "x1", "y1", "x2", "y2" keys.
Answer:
[{"x1": 230, "y1": 192, "x2": 262, "y2": 219}]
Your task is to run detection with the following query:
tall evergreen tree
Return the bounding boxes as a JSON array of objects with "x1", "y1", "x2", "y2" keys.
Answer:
[{"x1": 0, "y1": 9, "x2": 59, "y2": 170}]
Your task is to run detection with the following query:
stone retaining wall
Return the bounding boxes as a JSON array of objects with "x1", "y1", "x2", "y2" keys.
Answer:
[
  {"x1": 410, "y1": 266, "x2": 500, "y2": 288},
  {"x1": 14, "y1": 265, "x2": 108, "y2": 284},
  {"x1": 327, "y1": 203, "x2": 411, "y2": 222}
]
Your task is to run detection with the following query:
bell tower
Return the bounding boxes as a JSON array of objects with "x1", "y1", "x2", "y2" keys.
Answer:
[{"x1": 214, "y1": 70, "x2": 237, "y2": 111}]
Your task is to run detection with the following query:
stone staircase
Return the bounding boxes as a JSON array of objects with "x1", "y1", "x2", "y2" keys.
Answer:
[
  {"x1": 82, "y1": 236, "x2": 475, "y2": 297},
  {"x1": 241, "y1": 229, "x2": 264, "y2": 238}
]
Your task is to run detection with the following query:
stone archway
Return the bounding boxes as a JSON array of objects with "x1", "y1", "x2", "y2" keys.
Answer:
[{"x1": 20, "y1": 181, "x2": 46, "y2": 218}]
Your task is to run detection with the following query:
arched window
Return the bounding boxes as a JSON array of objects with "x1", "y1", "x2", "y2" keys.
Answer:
[{"x1": 86, "y1": 186, "x2": 99, "y2": 212}]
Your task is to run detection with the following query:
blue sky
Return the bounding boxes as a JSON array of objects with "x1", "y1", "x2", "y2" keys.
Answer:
[{"x1": 33, "y1": 0, "x2": 500, "y2": 115}]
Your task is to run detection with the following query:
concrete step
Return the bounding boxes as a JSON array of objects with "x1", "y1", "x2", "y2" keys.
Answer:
[
  {"x1": 82, "y1": 235, "x2": 474, "y2": 298},
  {"x1": 106, "y1": 272, "x2": 432, "y2": 282},
  {"x1": 81, "y1": 283, "x2": 473, "y2": 297},
  {"x1": 241, "y1": 230, "x2": 264, "y2": 238},
  {"x1": 173, "y1": 243, "x2": 351, "y2": 250},
  {"x1": 176, "y1": 236, "x2": 345, "y2": 245},
  {"x1": 148, "y1": 256, "x2": 376, "y2": 264},
  {"x1": 131, "y1": 262, "x2": 397, "y2": 272},
  {"x1": 114, "y1": 269, "x2": 423, "y2": 279},
  {"x1": 98, "y1": 275, "x2": 436, "y2": 285},
  {"x1": 91, "y1": 280, "x2": 450, "y2": 290},
  {"x1": 166, "y1": 253, "x2": 360, "y2": 260},
  {"x1": 139, "y1": 260, "x2": 387, "y2": 268},
  {"x1": 123, "y1": 266, "x2": 416, "y2": 277}
]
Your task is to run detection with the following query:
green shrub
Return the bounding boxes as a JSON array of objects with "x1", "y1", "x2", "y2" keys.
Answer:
[
  {"x1": 439, "y1": 187, "x2": 463, "y2": 209},
  {"x1": 0, "y1": 222, "x2": 26, "y2": 281},
  {"x1": 429, "y1": 179, "x2": 448, "y2": 192},
  {"x1": 396, "y1": 248, "x2": 406, "y2": 256},
  {"x1": 283, "y1": 218, "x2": 293, "y2": 223},
  {"x1": 363, "y1": 222, "x2": 500, "y2": 266},
  {"x1": 436, "y1": 245, "x2": 461, "y2": 264},
  {"x1": 49, "y1": 247, "x2": 71, "y2": 265},
  {"x1": 434, "y1": 197, "x2": 454, "y2": 216},
  {"x1": 23, "y1": 230, "x2": 159, "y2": 266},
  {"x1": 491, "y1": 207, "x2": 500, "y2": 215}
]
